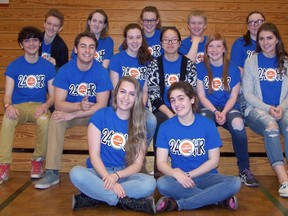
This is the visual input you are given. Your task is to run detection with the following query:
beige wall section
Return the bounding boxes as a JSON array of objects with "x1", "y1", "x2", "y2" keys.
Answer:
[{"x1": 0, "y1": 0, "x2": 287, "y2": 73}]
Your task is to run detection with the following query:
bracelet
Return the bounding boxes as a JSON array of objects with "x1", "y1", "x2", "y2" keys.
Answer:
[
  {"x1": 213, "y1": 109, "x2": 218, "y2": 114},
  {"x1": 114, "y1": 172, "x2": 120, "y2": 181},
  {"x1": 185, "y1": 172, "x2": 190, "y2": 178},
  {"x1": 4, "y1": 103, "x2": 11, "y2": 110}
]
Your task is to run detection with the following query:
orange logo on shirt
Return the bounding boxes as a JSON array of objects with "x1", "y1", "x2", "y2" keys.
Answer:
[
  {"x1": 168, "y1": 75, "x2": 179, "y2": 86},
  {"x1": 148, "y1": 47, "x2": 153, "y2": 55},
  {"x1": 265, "y1": 68, "x2": 277, "y2": 81},
  {"x1": 179, "y1": 140, "x2": 195, "y2": 157},
  {"x1": 129, "y1": 68, "x2": 140, "y2": 79},
  {"x1": 78, "y1": 83, "x2": 87, "y2": 96},
  {"x1": 94, "y1": 52, "x2": 99, "y2": 60},
  {"x1": 26, "y1": 75, "x2": 37, "y2": 88},
  {"x1": 212, "y1": 78, "x2": 222, "y2": 91},
  {"x1": 196, "y1": 52, "x2": 204, "y2": 63},
  {"x1": 111, "y1": 133, "x2": 126, "y2": 150}
]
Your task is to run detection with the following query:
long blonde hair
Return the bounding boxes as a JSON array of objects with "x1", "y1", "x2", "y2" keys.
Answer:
[{"x1": 112, "y1": 76, "x2": 147, "y2": 165}]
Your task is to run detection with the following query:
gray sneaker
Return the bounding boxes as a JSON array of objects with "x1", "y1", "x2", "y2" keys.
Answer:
[
  {"x1": 279, "y1": 182, "x2": 288, "y2": 197},
  {"x1": 35, "y1": 170, "x2": 59, "y2": 189}
]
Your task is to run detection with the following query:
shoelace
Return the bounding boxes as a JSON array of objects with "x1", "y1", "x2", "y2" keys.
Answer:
[{"x1": 243, "y1": 169, "x2": 254, "y2": 179}]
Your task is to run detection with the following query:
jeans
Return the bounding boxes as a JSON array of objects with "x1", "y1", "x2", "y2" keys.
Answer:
[
  {"x1": 145, "y1": 108, "x2": 157, "y2": 147},
  {"x1": 0, "y1": 102, "x2": 51, "y2": 163},
  {"x1": 69, "y1": 165, "x2": 156, "y2": 205},
  {"x1": 245, "y1": 108, "x2": 288, "y2": 167},
  {"x1": 157, "y1": 173, "x2": 241, "y2": 210},
  {"x1": 199, "y1": 107, "x2": 250, "y2": 171}
]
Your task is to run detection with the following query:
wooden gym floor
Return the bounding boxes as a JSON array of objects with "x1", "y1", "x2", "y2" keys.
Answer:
[{"x1": 0, "y1": 172, "x2": 288, "y2": 216}]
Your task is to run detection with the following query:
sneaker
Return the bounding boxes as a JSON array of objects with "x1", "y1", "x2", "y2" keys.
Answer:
[
  {"x1": 72, "y1": 193, "x2": 103, "y2": 209},
  {"x1": 218, "y1": 196, "x2": 238, "y2": 210},
  {"x1": 156, "y1": 196, "x2": 178, "y2": 213},
  {"x1": 31, "y1": 158, "x2": 44, "y2": 178},
  {"x1": 118, "y1": 196, "x2": 156, "y2": 214},
  {"x1": 278, "y1": 182, "x2": 288, "y2": 197},
  {"x1": 0, "y1": 163, "x2": 10, "y2": 184},
  {"x1": 239, "y1": 168, "x2": 259, "y2": 187},
  {"x1": 34, "y1": 170, "x2": 59, "y2": 189}
]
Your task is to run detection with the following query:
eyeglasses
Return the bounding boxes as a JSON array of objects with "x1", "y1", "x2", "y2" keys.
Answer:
[
  {"x1": 247, "y1": 19, "x2": 264, "y2": 26},
  {"x1": 161, "y1": 38, "x2": 179, "y2": 44},
  {"x1": 142, "y1": 19, "x2": 157, "y2": 24}
]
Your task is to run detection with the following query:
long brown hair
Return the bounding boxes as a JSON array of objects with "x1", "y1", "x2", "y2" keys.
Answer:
[
  {"x1": 85, "y1": 9, "x2": 109, "y2": 39},
  {"x1": 121, "y1": 23, "x2": 153, "y2": 65},
  {"x1": 112, "y1": 76, "x2": 147, "y2": 166},
  {"x1": 204, "y1": 33, "x2": 230, "y2": 93},
  {"x1": 256, "y1": 22, "x2": 288, "y2": 76}
]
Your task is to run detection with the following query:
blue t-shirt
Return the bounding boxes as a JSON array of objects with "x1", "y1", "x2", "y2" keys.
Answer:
[
  {"x1": 86, "y1": 107, "x2": 128, "y2": 168},
  {"x1": 5, "y1": 56, "x2": 56, "y2": 104},
  {"x1": 109, "y1": 51, "x2": 149, "y2": 89},
  {"x1": 197, "y1": 61, "x2": 240, "y2": 107},
  {"x1": 230, "y1": 36, "x2": 256, "y2": 68},
  {"x1": 179, "y1": 36, "x2": 207, "y2": 64},
  {"x1": 156, "y1": 114, "x2": 222, "y2": 173},
  {"x1": 258, "y1": 52, "x2": 282, "y2": 106},
  {"x1": 41, "y1": 43, "x2": 52, "y2": 59},
  {"x1": 71, "y1": 36, "x2": 114, "y2": 63},
  {"x1": 145, "y1": 29, "x2": 163, "y2": 58},
  {"x1": 162, "y1": 55, "x2": 182, "y2": 107},
  {"x1": 53, "y1": 59, "x2": 113, "y2": 103}
]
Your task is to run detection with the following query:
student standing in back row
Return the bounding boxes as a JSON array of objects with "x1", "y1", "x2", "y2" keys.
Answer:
[
  {"x1": 71, "y1": 9, "x2": 114, "y2": 69},
  {"x1": 39, "y1": 8, "x2": 68, "y2": 71},
  {"x1": 179, "y1": 10, "x2": 207, "y2": 64}
]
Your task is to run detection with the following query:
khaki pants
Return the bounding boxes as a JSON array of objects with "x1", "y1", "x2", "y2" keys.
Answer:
[
  {"x1": 45, "y1": 117, "x2": 89, "y2": 170},
  {"x1": 0, "y1": 102, "x2": 51, "y2": 163}
]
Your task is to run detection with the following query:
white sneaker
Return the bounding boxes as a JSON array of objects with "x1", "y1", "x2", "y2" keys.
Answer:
[{"x1": 278, "y1": 182, "x2": 288, "y2": 197}]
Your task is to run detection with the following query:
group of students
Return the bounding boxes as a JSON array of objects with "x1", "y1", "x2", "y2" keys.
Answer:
[{"x1": 0, "y1": 5, "x2": 288, "y2": 214}]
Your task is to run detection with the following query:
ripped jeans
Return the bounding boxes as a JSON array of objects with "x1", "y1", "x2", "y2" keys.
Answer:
[
  {"x1": 199, "y1": 106, "x2": 249, "y2": 171},
  {"x1": 245, "y1": 108, "x2": 288, "y2": 167}
]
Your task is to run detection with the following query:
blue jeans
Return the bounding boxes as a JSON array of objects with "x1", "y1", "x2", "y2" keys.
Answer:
[
  {"x1": 157, "y1": 173, "x2": 241, "y2": 210},
  {"x1": 245, "y1": 108, "x2": 288, "y2": 167},
  {"x1": 146, "y1": 108, "x2": 157, "y2": 147},
  {"x1": 199, "y1": 107, "x2": 250, "y2": 171},
  {"x1": 69, "y1": 166, "x2": 156, "y2": 205}
]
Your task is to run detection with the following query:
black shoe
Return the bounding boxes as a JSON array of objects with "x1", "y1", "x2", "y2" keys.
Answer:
[
  {"x1": 72, "y1": 193, "x2": 103, "y2": 209},
  {"x1": 118, "y1": 196, "x2": 156, "y2": 214}
]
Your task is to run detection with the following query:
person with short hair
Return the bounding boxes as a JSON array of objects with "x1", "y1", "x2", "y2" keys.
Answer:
[
  {"x1": 0, "y1": 26, "x2": 56, "y2": 184},
  {"x1": 39, "y1": 8, "x2": 68, "y2": 70},
  {"x1": 35, "y1": 31, "x2": 113, "y2": 189}
]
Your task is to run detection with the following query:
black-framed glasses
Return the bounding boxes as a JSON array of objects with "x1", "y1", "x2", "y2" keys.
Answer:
[
  {"x1": 247, "y1": 19, "x2": 264, "y2": 26},
  {"x1": 142, "y1": 19, "x2": 157, "y2": 24},
  {"x1": 161, "y1": 38, "x2": 179, "y2": 44}
]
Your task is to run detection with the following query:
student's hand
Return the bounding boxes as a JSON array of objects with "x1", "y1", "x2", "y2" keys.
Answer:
[
  {"x1": 215, "y1": 111, "x2": 226, "y2": 125},
  {"x1": 173, "y1": 169, "x2": 195, "y2": 188},
  {"x1": 51, "y1": 110, "x2": 74, "y2": 122},
  {"x1": 103, "y1": 173, "x2": 119, "y2": 190},
  {"x1": 5, "y1": 105, "x2": 19, "y2": 120},
  {"x1": 113, "y1": 183, "x2": 126, "y2": 198},
  {"x1": 34, "y1": 103, "x2": 49, "y2": 118},
  {"x1": 191, "y1": 36, "x2": 202, "y2": 44},
  {"x1": 274, "y1": 106, "x2": 283, "y2": 120},
  {"x1": 48, "y1": 57, "x2": 56, "y2": 66},
  {"x1": 80, "y1": 95, "x2": 95, "y2": 111}
]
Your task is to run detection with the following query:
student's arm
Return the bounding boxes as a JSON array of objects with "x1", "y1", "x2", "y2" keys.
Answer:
[
  {"x1": 157, "y1": 147, "x2": 195, "y2": 188},
  {"x1": 102, "y1": 59, "x2": 110, "y2": 69},
  {"x1": 196, "y1": 79, "x2": 217, "y2": 112},
  {"x1": 3, "y1": 76, "x2": 19, "y2": 119},
  {"x1": 185, "y1": 36, "x2": 202, "y2": 62},
  {"x1": 110, "y1": 70, "x2": 119, "y2": 89},
  {"x1": 186, "y1": 147, "x2": 220, "y2": 178},
  {"x1": 221, "y1": 82, "x2": 240, "y2": 116}
]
